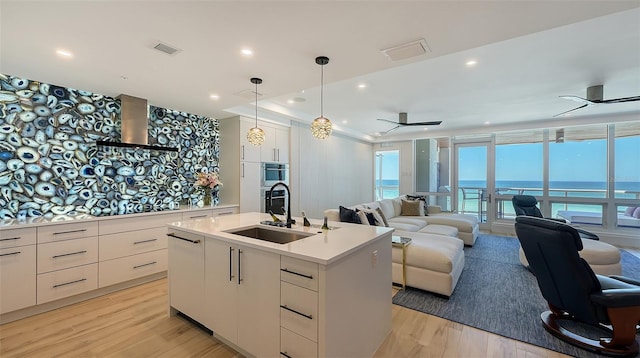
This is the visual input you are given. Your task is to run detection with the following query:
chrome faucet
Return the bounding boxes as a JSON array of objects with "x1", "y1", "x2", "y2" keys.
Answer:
[{"x1": 269, "y1": 182, "x2": 292, "y2": 228}]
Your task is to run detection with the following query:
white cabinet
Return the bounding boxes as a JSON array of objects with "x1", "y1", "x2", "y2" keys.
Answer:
[
  {"x1": 261, "y1": 125, "x2": 289, "y2": 163},
  {"x1": 168, "y1": 229, "x2": 206, "y2": 324},
  {"x1": 240, "y1": 162, "x2": 261, "y2": 213},
  {"x1": 240, "y1": 120, "x2": 262, "y2": 163},
  {"x1": 0, "y1": 228, "x2": 36, "y2": 314},
  {"x1": 204, "y1": 237, "x2": 281, "y2": 357}
]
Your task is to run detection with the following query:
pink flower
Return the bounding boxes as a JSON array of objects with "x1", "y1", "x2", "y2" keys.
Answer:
[{"x1": 194, "y1": 172, "x2": 223, "y2": 189}]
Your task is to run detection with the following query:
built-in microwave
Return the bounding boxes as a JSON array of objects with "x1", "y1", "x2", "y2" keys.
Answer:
[{"x1": 261, "y1": 162, "x2": 288, "y2": 188}]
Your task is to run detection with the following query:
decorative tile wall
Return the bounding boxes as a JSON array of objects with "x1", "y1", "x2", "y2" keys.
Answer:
[{"x1": 0, "y1": 74, "x2": 220, "y2": 219}]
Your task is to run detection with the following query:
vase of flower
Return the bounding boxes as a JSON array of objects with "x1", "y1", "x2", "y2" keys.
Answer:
[{"x1": 194, "y1": 172, "x2": 223, "y2": 207}]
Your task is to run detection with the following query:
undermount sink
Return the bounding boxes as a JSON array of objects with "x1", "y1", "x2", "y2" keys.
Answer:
[{"x1": 226, "y1": 226, "x2": 314, "y2": 244}]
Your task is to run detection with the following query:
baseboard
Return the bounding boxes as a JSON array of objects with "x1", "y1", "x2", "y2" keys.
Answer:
[{"x1": 0, "y1": 272, "x2": 166, "y2": 325}]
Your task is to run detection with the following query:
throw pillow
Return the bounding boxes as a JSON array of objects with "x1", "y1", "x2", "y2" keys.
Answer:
[
  {"x1": 634, "y1": 207, "x2": 640, "y2": 219},
  {"x1": 371, "y1": 207, "x2": 389, "y2": 227},
  {"x1": 355, "y1": 210, "x2": 370, "y2": 226},
  {"x1": 407, "y1": 194, "x2": 429, "y2": 215},
  {"x1": 361, "y1": 208, "x2": 384, "y2": 226},
  {"x1": 624, "y1": 206, "x2": 637, "y2": 216},
  {"x1": 400, "y1": 199, "x2": 422, "y2": 216},
  {"x1": 339, "y1": 205, "x2": 361, "y2": 224}
]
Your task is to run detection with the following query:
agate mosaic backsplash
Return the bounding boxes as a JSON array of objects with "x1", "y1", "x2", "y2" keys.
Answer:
[{"x1": 0, "y1": 74, "x2": 220, "y2": 219}]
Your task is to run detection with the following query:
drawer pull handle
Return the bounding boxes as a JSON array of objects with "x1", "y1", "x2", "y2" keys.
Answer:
[
  {"x1": 280, "y1": 352, "x2": 293, "y2": 358},
  {"x1": 133, "y1": 239, "x2": 158, "y2": 245},
  {"x1": 53, "y1": 229, "x2": 87, "y2": 235},
  {"x1": 167, "y1": 233, "x2": 200, "y2": 244},
  {"x1": 188, "y1": 215, "x2": 207, "y2": 219},
  {"x1": 133, "y1": 261, "x2": 157, "y2": 269},
  {"x1": 52, "y1": 250, "x2": 87, "y2": 259},
  {"x1": 53, "y1": 278, "x2": 87, "y2": 288},
  {"x1": 0, "y1": 251, "x2": 20, "y2": 257},
  {"x1": 281, "y1": 268, "x2": 313, "y2": 280},
  {"x1": 0, "y1": 237, "x2": 21, "y2": 242},
  {"x1": 218, "y1": 211, "x2": 234, "y2": 216},
  {"x1": 280, "y1": 305, "x2": 312, "y2": 320}
]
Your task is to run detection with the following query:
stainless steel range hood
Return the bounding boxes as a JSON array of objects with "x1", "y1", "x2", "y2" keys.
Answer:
[{"x1": 96, "y1": 94, "x2": 178, "y2": 152}]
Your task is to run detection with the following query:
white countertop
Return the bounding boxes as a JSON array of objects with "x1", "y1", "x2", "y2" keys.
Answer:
[
  {"x1": 0, "y1": 204, "x2": 239, "y2": 230},
  {"x1": 168, "y1": 212, "x2": 394, "y2": 265}
]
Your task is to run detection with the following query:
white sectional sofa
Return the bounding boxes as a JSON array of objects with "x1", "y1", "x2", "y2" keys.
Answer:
[{"x1": 324, "y1": 195, "x2": 479, "y2": 297}]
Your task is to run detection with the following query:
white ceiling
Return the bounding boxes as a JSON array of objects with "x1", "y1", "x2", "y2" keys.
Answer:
[{"x1": 2, "y1": 1, "x2": 640, "y2": 143}]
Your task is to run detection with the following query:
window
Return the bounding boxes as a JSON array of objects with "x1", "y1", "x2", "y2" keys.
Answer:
[
  {"x1": 375, "y1": 150, "x2": 399, "y2": 200},
  {"x1": 614, "y1": 122, "x2": 640, "y2": 199},
  {"x1": 549, "y1": 125, "x2": 607, "y2": 198}
]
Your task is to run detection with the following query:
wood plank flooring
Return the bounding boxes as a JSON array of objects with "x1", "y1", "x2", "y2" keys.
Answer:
[{"x1": 0, "y1": 278, "x2": 569, "y2": 358}]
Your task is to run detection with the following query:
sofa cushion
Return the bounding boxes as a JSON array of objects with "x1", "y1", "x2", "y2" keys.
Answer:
[
  {"x1": 400, "y1": 199, "x2": 422, "y2": 216},
  {"x1": 356, "y1": 209, "x2": 376, "y2": 225},
  {"x1": 392, "y1": 196, "x2": 404, "y2": 216},
  {"x1": 339, "y1": 206, "x2": 361, "y2": 224},
  {"x1": 378, "y1": 199, "x2": 395, "y2": 220},
  {"x1": 624, "y1": 206, "x2": 637, "y2": 216}
]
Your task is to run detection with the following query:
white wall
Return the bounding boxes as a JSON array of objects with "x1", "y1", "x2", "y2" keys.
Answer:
[{"x1": 290, "y1": 122, "x2": 374, "y2": 219}]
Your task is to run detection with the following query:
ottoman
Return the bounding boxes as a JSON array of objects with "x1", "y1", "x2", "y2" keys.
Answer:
[
  {"x1": 519, "y1": 238, "x2": 621, "y2": 275},
  {"x1": 419, "y1": 224, "x2": 458, "y2": 238},
  {"x1": 392, "y1": 231, "x2": 465, "y2": 297}
]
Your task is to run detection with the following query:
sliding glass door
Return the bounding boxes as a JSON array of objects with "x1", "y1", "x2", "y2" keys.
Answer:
[{"x1": 454, "y1": 141, "x2": 495, "y2": 227}]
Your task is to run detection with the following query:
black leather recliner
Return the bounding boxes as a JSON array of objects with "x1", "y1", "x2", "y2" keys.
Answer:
[
  {"x1": 515, "y1": 216, "x2": 640, "y2": 356},
  {"x1": 512, "y1": 194, "x2": 599, "y2": 240}
]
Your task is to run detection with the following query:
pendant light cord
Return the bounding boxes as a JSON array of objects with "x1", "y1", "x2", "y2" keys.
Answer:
[
  {"x1": 320, "y1": 64, "x2": 324, "y2": 117},
  {"x1": 255, "y1": 81, "x2": 258, "y2": 126}
]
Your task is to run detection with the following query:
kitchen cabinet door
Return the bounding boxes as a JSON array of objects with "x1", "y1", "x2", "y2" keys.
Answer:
[
  {"x1": 168, "y1": 230, "x2": 206, "y2": 324},
  {"x1": 239, "y1": 162, "x2": 261, "y2": 213},
  {"x1": 240, "y1": 120, "x2": 261, "y2": 162},
  {"x1": 236, "y1": 245, "x2": 281, "y2": 357},
  {"x1": 204, "y1": 238, "x2": 239, "y2": 341}
]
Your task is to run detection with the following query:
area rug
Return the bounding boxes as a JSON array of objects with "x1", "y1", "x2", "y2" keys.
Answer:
[{"x1": 392, "y1": 234, "x2": 640, "y2": 358}]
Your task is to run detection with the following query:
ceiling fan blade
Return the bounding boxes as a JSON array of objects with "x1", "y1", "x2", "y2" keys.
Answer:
[
  {"x1": 401, "y1": 121, "x2": 442, "y2": 126},
  {"x1": 380, "y1": 125, "x2": 401, "y2": 134},
  {"x1": 558, "y1": 95, "x2": 597, "y2": 104},
  {"x1": 377, "y1": 118, "x2": 402, "y2": 125},
  {"x1": 553, "y1": 103, "x2": 588, "y2": 117},
  {"x1": 601, "y1": 95, "x2": 640, "y2": 104}
]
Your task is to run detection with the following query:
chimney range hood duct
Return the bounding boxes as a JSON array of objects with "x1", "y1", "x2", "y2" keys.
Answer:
[{"x1": 96, "y1": 94, "x2": 178, "y2": 152}]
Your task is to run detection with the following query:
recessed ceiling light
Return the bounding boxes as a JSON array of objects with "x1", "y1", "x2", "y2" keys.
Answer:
[
  {"x1": 210, "y1": 94, "x2": 220, "y2": 100},
  {"x1": 484, "y1": 121, "x2": 490, "y2": 125},
  {"x1": 287, "y1": 99, "x2": 294, "y2": 104},
  {"x1": 241, "y1": 48, "x2": 253, "y2": 56},
  {"x1": 423, "y1": 128, "x2": 429, "y2": 131},
  {"x1": 342, "y1": 120, "x2": 348, "y2": 124},
  {"x1": 56, "y1": 49, "x2": 73, "y2": 58},
  {"x1": 357, "y1": 83, "x2": 367, "y2": 89},
  {"x1": 466, "y1": 60, "x2": 477, "y2": 67}
]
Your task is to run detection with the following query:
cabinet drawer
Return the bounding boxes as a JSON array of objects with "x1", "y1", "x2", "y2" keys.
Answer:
[
  {"x1": 37, "y1": 236, "x2": 99, "y2": 274},
  {"x1": 37, "y1": 221, "x2": 99, "y2": 243},
  {"x1": 182, "y1": 209, "x2": 213, "y2": 221},
  {"x1": 212, "y1": 207, "x2": 239, "y2": 217},
  {"x1": 0, "y1": 245, "x2": 36, "y2": 314},
  {"x1": 0, "y1": 227, "x2": 36, "y2": 249},
  {"x1": 37, "y1": 263, "x2": 98, "y2": 304},
  {"x1": 99, "y1": 213, "x2": 181, "y2": 235},
  {"x1": 280, "y1": 282, "x2": 318, "y2": 341},
  {"x1": 281, "y1": 256, "x2": 318, "y2": 291},
  {"x1": 99, "y1": 249, "x2": 167, "y2": 288},
  {"x1": 281, "y1": 327, "x2": 317, "y2": 358},
  {"x1": 99, "y1": 227, "x2": 167, "y2": 261}
]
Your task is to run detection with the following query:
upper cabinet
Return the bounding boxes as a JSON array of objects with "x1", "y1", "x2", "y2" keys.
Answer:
[{"x1": 260, "y1": 125, "x2": 289, "y2": 163}]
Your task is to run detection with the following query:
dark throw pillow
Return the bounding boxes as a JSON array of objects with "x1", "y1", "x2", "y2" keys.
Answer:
[
  {"x1": 339, "y1": 205, "x2": 362, "y2": 224},
  {"x1": 356, "y1": 209, "x2": 377, "y2": 225}
]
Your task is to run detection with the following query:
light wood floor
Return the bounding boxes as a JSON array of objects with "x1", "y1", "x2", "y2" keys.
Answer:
[{"x1": 0, "y1": 278, "x2": 569, "y2": 358}]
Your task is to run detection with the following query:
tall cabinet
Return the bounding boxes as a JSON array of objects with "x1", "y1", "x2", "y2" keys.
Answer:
[{"x1": 219, "y1": 116, "x2": 290, "y2": 213}]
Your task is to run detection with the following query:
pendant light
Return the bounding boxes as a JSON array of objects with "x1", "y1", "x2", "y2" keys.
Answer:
[
  {"x1": 247, "y1": 77, "x2": 265, "y2": 145},
  {"x1": 311, "y1": 56, "x2": 333, "y2": 139}
]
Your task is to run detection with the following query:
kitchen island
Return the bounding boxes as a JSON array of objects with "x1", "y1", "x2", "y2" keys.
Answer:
[{"x1": 167, "y1": 212, "x2": 393, "y2": 358}]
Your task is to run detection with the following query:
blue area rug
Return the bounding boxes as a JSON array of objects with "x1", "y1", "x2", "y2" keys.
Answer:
[{"x1": 392, "y1": 234, "x2": 640, "y2": 357}]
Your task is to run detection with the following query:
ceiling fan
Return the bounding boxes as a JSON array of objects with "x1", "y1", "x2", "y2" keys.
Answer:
[
  {"x1": 377, "y1": 112, "x2": 442, "y2": 134},
  {"x1": 554, "y1": 84, "x2": 640, "y2": 117}
]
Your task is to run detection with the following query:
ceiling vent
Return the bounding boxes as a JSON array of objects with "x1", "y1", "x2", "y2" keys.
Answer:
[
  {"x1": 381, "y1": 39, "x2": 430, "y2": 61},
  {"x1": 153, "y1": 42, "x2": 181, "y2": 55},
  {"x1": 235, "y1": 89, "x2": 263, "y2": 100}
]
